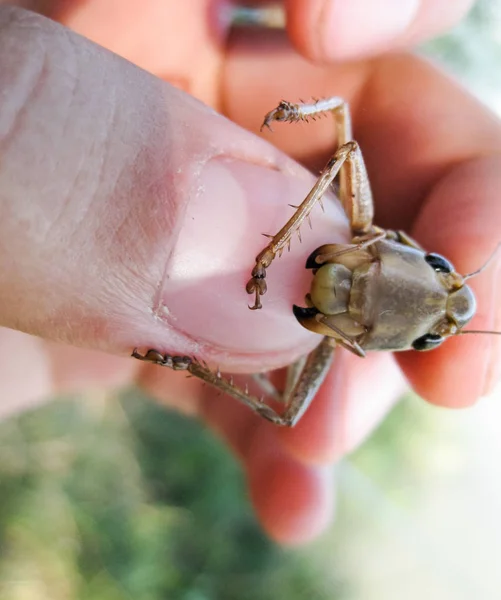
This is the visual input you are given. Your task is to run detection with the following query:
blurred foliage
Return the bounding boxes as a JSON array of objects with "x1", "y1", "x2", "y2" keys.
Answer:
[
  {"x1": 422, "y1": 0, "x2": 501, "y2": 111},
  {"x1": 424, "y1": 0, "x2": 501, "y2": 70},
  {"x1": 0, "y1": 393, "x2": 352, "y2": 599},
  {"x1": 1, "y1": 1, "x2": 501, "y2": 598},
  {"x1": 0, "y1": 387, "x2": 434, "y2": 600}
]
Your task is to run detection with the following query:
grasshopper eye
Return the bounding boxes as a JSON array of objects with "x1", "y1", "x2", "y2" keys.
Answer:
[
  {"x1": 412, "y1": 333, "x2": 444, "y2": 351},
  {"x1": 425, "y1": 253, "x2": 454, "y2": 273}
]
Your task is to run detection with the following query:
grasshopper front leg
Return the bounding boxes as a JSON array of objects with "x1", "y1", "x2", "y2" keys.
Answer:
[{"x1": 246, "y1": 140, "x2": 359, "y2": 310}]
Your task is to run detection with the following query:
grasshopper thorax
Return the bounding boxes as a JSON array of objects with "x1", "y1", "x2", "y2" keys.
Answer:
[{"x1": 293, "y1": 238, "x2": 481, "y2": 354}]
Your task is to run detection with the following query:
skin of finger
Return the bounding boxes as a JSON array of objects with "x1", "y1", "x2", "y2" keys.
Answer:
[
  {"x1": 39, "y1": 0, "x2": 228, "y2": 106},
  {"x1": 0, "y1": 7, "x2": 351, "y2": 374},
  {"x1": 223, "y1": 39, "x2": 501, "y2": 406},
  {"x1": 392, "y1": 0, "x2": 475, "y2": 52},
  {"x1": 285, "y1": 0, "x2": 474, "y2": 61},
  {"x1": 245, "y1": 422, "x2": 335, "y2": 544},
  {"x1": 0, "y1": 327, "x2": 53, "y2": 419},
  {"x1": 0, "y1": 8, "x2": 185, "y2": 351},
  {"x1": 397, "y1": 155, "x2": 501, "y2": 407},
  {"x1": 137, "y1": 363, "x2": 204, "y2": 417},
  {"x1": 278, "y1": 350, "x2": 406, "y2": 464},
  {"x1": 198, "y1": 386, "x2": 259, "y2": 458},
  {"x1": 0, "y1": 325, "x2": 138, "y2": 418},
  {"x1": 224, "y1": 36, "x2": 501, "y2": 229},
  {"x1": 285, "y1": 0, "x2": 418, "y2": 61},
  {"x1": 47, "y1": 342, "x2": 139, "y2": 394}
]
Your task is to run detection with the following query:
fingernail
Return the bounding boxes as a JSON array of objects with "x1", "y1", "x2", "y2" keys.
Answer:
[
  {"x1": 169, "y1": 156, "x2": 313, "y2": 288},
  {"x1": 160, "y1": 156, "x2": 346, "y2": 362},
  {"x1": 319, "y1": 0, "x2": 420, "y2": 60}
]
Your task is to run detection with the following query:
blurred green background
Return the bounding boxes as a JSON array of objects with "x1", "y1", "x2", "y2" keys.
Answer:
[{"x1": 2, "y1": 1, "x2": 501, "y2": 598}]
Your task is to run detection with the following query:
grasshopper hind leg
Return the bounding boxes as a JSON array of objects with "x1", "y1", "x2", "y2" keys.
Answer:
[{"x1": 132, "y1": 338, "x2": 335, "y2": 427}]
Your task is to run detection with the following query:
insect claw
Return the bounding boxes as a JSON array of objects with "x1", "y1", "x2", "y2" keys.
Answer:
[
  {"x1": 307, "y1": 215, "x2": 313, "y2": 229},
  {"x1": 260, "y1": 123, "x2": 273, "y2": 133},
  {"x1": 318, "y1": 199, "x2": 325, "y2": 212},
  {"x1": 248, "y1": 287, "x2": 263, "y2": 310},
  {"x1": 297, "y1": 228, "x2": 302, "y2": 243}
]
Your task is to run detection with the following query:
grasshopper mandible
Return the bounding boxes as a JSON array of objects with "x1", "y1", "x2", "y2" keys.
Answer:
[{"x1": 133, "y1": 97, "x2": 498, "y2": 426}]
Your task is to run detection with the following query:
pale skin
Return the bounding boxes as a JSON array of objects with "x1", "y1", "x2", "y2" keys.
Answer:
[{"x1": 1, "y1": 1, "x2": 500, "y2": 545}]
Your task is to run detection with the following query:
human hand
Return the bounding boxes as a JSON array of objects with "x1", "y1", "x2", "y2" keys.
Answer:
[{"x1": 1, "y1": 1, "x2": 500, "y2": 546}]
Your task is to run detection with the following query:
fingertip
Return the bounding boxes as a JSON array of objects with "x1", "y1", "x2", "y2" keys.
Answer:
[
  {"x1": 284, "y1": 0, "x2": 324, "y2": 62},
  {"x1": 247, "y1": 424, "x2": 335, "y2": 545},
  {"x1": 398, "y1": 340, "x2": 485, "y2": 408},
  {"x1": 137, "y1": 363, "x2": 204, "y2": 417},
  {"x1": 198, "y1": 388, "x2": 258, "y2": 459},
  {"x1": 277, "y1": 368, "x2": 343, "y2": 465},
  {"x1": 0, "y1": 328, "x2": 52, "y2": 419},
  {"x1": 398, "y1": 280, "x2": 501, "y2": 408},
  {"x1": 49, "y1": 344, "x2": 137, "y2": 393},
  {"x1": 403, "y1": 156, "x2": 501, "y2": 408},
  {"x1": 278, "y1": 352, "x2": 404, "y2": 464},
  {"x1": 285, "y1": 0, "x2": 419, "y2": 62},
  {"x1": 199, "y1": 394, "x2": 335, "y2": 544},
  {"x1": 285, "y1": 0, "x2": 475, "y2": 63}
]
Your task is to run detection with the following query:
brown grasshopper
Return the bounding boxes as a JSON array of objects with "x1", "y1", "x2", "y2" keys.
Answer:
[{"x1": 133, "y1": 98, "x2": 498, "y2": 426}]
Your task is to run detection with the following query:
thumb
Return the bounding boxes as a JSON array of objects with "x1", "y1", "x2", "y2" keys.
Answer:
[{"x1": 0, "y1": 6, "x2": 348, "y2": 373}]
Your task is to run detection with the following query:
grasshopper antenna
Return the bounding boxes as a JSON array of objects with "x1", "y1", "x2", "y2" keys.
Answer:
[
  {"x1": 458, "y1": 329, "x2": 501, "y2": 336},
  {"x1": 458, "y1": 243, "x2": 501, "y2": 335},
  {"x1": 463, "y1": 243, "x2": 501, "y2": 280}
]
